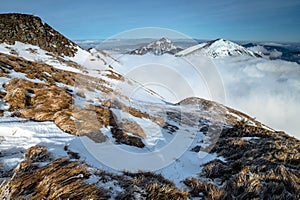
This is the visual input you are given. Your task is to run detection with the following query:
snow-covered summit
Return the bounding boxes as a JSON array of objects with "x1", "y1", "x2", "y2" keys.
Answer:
[
  {"x1": 129, "y1": 37, "x2": 183, "y2": 56},
  {"x1": 176, "y1": 38, "x2": 260, "y2": 58}
]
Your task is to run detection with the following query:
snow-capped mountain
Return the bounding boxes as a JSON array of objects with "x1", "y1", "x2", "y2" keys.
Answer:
[
  {"x1": 176, "y1": 38, "x2": 260, "y2": 58},
  {"x1": 129, "y1": 37, "x2": 183, "y2": 55},
  {"x1": 0, "y1": 14, "x2": 299, "y2": 199}
]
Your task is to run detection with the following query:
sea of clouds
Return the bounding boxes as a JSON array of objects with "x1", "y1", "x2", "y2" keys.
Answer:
[
  {"x1": 115, "y1": 53, "x2": 300, "y2": 138},
  {"x1": 213, "y1": 56, "x2": 300, "y2": 138}
]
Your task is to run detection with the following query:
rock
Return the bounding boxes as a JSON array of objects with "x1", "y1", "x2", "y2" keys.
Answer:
[
  {"x1": 120, "y1": 119, "x2": 147, "y2": 138},
  {"x1": 0, "y1": 13, "x2": 78, "y2": 57}
]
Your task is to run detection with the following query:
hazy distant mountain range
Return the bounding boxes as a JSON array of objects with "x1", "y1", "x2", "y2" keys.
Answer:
[{"x1": 76, "y1": 38, "x2": 300, "y2": 63}]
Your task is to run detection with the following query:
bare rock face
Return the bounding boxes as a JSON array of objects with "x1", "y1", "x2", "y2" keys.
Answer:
[{"x1": 0, "y1": 13, "x2": 78, "y2": 57}]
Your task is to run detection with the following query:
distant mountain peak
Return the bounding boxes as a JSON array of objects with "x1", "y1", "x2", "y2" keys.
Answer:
[
  {"x1": 176, "y1": 38, "x2": 261, "y2": 58},
  {"x1": 129, "y1": 37, "x2": 183, "y2": 56},
  {"x1": 0, "y1": 13, "x2": 78, "y2": 57}
]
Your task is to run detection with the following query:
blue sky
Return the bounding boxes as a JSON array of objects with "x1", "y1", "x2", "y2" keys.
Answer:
[{"x1": 0, "y1": 0, "x2": 299, "y2": 42}]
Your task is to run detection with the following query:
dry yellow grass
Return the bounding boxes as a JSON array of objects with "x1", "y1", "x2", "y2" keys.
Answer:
[
  {"x1": 184, "y1": 122, "x2": 300, "y2": 199},
  {"x1": 1, "y1": 146, "x2": 189, "y2": 199},
  {"x1": 1, "y1": 52, "x2": 172, "y2": 147},
  {"x1": 0, "y1": 147, "x2": 108, "y2": 199}
]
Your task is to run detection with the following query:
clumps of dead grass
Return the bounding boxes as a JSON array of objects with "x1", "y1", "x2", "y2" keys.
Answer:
[
  {"x1": 0, "y1": 53, "x2": 159, "y2": 147},
  {"x1": 24, "y1": 145, "x2": 51, "y2": 162},
  {"x1": 1, "y1": 146, "x2": 188, "y2": 199},
  {"x1": 3, "y1": 78, "x2": 146, "y2": 146},
  {"x1": 184, "y1": 122, "x2": 300, "y2": 199},
  {"x1": 0, "y1": 146, "x2": 109, "y2": 199},
  {"x1": 184, "y1": 178, "x2": 225, "y2": 199},
  {"x1": 4, "y1": 78, "x2": 72, "y2": 119},
  {"x1": 3, "y1": 77, "x2": 145, "y2": 146},
  {"x1": 0, "y1": 52, "x2": 77, "y2": 86},
  {"x1": 105, "y1": 69, "x2": 124, "y2": 81},
  {"x1": 116, "y1": 171, "x2": 189, "y2": 200}
]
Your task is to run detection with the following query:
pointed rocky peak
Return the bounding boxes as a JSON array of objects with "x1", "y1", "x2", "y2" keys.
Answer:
[
  {"x1": 0, "y1": 13, "x2": 78, "y2": 57},
  {"x1": 129, "y1": 37, "x2": 183, "y2": 56}
]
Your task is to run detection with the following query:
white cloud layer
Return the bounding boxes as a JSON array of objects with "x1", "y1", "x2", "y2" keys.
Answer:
[
  {"x1": 213, "y1": 56, "x2": 300, "y2": 138},
  {"x1": 114, "y1": 53, "x2": 300, "y2": 138}
]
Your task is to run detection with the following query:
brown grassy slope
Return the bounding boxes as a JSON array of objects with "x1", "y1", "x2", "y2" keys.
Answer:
[
  {"x1": 0, "y1": 146, "x2": 109, "y2": 200},
  {"x1": 184, "y1": 120, "x2": 300, "y2": 199},
  {"x1": 0, "y1": 53, "x2": 155, "y2": 147},
  {"x1": 0, "y1": 146, "x2": 189, "y2": 200}
]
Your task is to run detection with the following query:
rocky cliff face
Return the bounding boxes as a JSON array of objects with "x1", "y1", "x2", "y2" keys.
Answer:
[{"x1": 0, "y1": 13, "x2": 77, "y2": 57}]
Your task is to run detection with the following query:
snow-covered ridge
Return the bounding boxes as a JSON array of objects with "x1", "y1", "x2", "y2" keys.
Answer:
[
  {"x1": 176, "y1": 38, "x2": 260, "y2": 58},
  {"x1": 175, "y1": 42, "x2": 207, "y2": 57},
  {"x1": 129, "y1": 37, "x2": 183, "y2": 55}
]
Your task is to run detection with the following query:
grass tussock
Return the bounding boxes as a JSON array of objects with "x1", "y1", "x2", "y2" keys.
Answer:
[
  {"x1": 0, "y1": 146, "x2": 109, "y2": 200},
  {"x1": 116, "y1": 171, "x2": 189, "y2": 200},
  {"x1": 145, "y1": 183, "x2": 189, "y2": 200},
  {"x1": 105, "y1": 69, "x2": 124, "y2": 81},
  {"x1": 184, "y1": 178, "x2": 225, "y2": 199},
  {"x1": 24, "y1": 145, "x2": 51, "y2": 162}
]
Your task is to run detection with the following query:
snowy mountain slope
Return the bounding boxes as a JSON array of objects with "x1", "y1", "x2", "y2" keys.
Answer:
[
  {"x1": 175, "y1": 42, "x2": 207, "y2": 56},
  {"x1": 0, "y1": 14, "x2": 299, "y2": 199},
  {"x1": 129, "y1": 37, "x2": 183, "y2": 55},
  {"x1": 176, "y1": 38, "x2": 260, "y2": 58}
]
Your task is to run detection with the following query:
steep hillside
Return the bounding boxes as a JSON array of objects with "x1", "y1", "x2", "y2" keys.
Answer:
[{"x1": 0, "y1": 13, "x2": 77, "y2": 57}]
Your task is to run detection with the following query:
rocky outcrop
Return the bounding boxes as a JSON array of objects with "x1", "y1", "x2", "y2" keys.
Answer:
[{"x1": 0, "y1": 13, "x2": 78, "y2": 57}]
